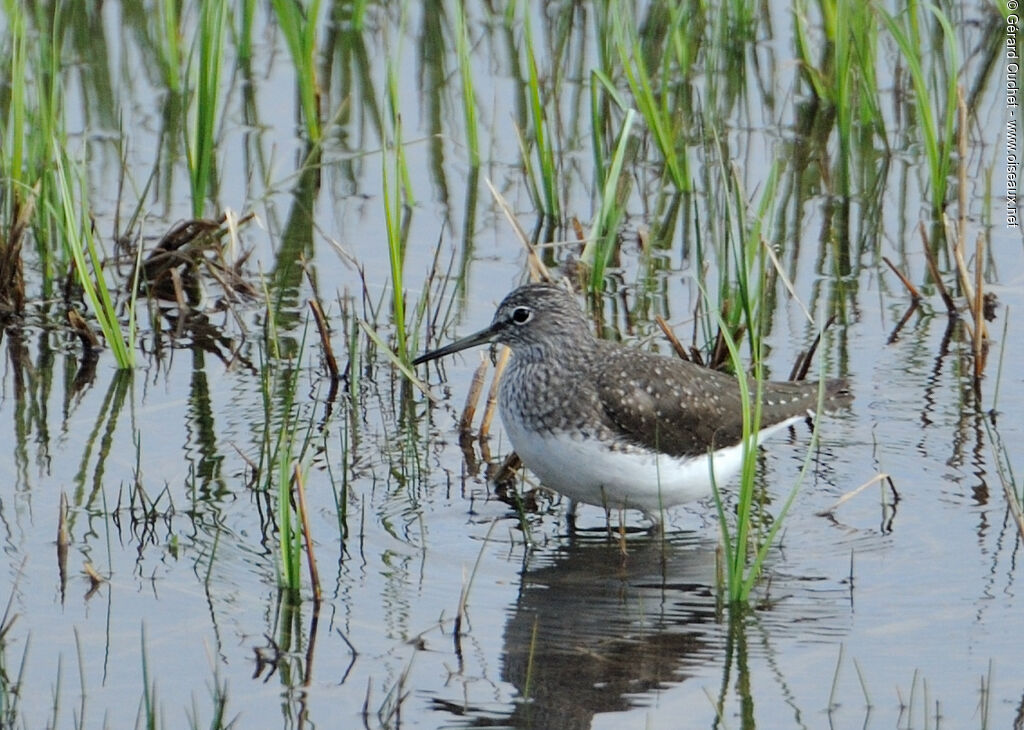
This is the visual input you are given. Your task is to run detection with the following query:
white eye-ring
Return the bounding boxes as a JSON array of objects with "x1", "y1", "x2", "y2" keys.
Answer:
[{"x1": 510, "y1": 306, "x2": 533, "y2": 325}]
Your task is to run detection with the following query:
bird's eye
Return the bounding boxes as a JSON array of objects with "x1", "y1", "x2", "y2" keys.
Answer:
[{"x1": 510, "y1": 306, "x2": 533, "y2": 325}]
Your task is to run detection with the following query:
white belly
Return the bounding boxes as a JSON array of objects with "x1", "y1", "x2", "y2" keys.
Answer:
[{"x1": 502, "y1": 414, "x2": 801, "y2": 518}]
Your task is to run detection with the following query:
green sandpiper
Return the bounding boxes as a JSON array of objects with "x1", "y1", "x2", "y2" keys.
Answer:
[{"x1": 414, "y1": 283, "x2": 850, "y2": 528}]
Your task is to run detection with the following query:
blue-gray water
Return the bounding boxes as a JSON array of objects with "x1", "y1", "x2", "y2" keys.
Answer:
[{"x1": 1, "y1": 2, "x2": 1021, "y2": 728}]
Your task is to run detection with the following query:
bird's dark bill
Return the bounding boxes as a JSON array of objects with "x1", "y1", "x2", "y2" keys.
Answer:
[{"x1": 412, "y1": 324, "x2": 500, "y2": 365}]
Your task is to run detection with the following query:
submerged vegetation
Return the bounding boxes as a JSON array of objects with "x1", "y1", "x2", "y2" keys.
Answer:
[{"x1": 0, "y1": 1, "x2": 1018, "y2": 728}]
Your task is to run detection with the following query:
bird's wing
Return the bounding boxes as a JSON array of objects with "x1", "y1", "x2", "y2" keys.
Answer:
[{"x1": 593, "y1": 347, "x2": 830, "y2": 458}]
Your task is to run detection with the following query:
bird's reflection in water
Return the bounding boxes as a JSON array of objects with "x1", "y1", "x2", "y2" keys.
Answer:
[{"x1": 468, "y1": 531, "x2": 721, "y2": 730}]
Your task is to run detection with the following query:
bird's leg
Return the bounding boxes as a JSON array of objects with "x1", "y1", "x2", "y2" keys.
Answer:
[
  {"x1": 564, "y1": 499, "x2": 578, "y2": 534},
  {"x1": 644, "y1": 511, "x2": 664, "y2": 537}
]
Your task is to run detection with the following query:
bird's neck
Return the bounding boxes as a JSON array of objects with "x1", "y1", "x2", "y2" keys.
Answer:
[{"x1": 508, "y1": 335, "x2": 598, "y2": 373}]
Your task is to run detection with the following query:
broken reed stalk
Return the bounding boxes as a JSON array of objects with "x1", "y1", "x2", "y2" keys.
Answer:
[
  {"x1": 957, "y1": 85, "x2": 969, "y2": 254},
  {"x1": 458, "y1": 357, "x2": 489, "y2": 434},
  {"x1": 949, "y1": 227, "x2": 986, "y2": 357},
  {"x1": 57, "y1": 491, "x2": 69, "y2": 549},
  {"x1": 761, "y1": 237, "x2": 813, "y2": 324},
  {"x1": 954, "y1": 84, "x2": 988, "y2": 383},
  {"x1": 293, "y1": 463, "x2": 322, "y2": 604},
  {"x1": 918, "y1": 198, "x2": 988, "y2": 384},
  {"x1": 709, "y1": 323, "x2": 744, "y2": 371},
  {"x1": 571, "y1": 216, "x2": 586, "y2": 244},
  {"x1": 169, "y1": 267, "x2": 188, "y2": 311},
  {"x1": 881, "y1": 257, "x2": 922, "y2": 343},
  {"x1": 616, "y1": 510, "x2": 629, "y2": 555},
  {"x1": 815, "y1": 473, "x2": 898, "y2": 516},
  {"x1": 57, "y1": 492, "x2": 69, "y2": 595},
  {"x1": 882, "y1": 256, "x2": 922, "y2": 301},
  {"x1": 67, "y1": 308, "x2": 101, "y2": 350},
  {"x1": 308, "y1": 298, "x2": 340, "y2": 380},
  {"x1": 972, "y1": 232, "x2": 987, "y2": 381},
  {"x1": 83, "y1": 562, "x2": 105, "y2": 590},
  {"x1": 448, "y1": 189, "x2": 556, "y2": 441},
  {"x1": 788, "y1": 314, "x2": 837, "y2": 382},
  {"x1": 485, "y1": 177, "x2": 551, "y2": 283},
  {"x1": 918, "y1": 223, "x2": 956, "y2": 313},
  {"x1": 656, "y1": 314, "x2": 691, "y2": 361},
  {"x1": 479, "y1": 346, "x2": 510, "y2": 440}
]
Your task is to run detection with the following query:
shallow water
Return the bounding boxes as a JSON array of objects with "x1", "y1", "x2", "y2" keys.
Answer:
[{"x1": 1, "y1": 2, "x2": 1022, "y2": 729}]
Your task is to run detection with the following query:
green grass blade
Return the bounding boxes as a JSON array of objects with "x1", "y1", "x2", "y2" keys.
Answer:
[
  {"x1": 52, "y1": 152, "x2": 134, "y2": 368},
  {"x1": 188, "y1": 0, "x2": 228, "y2": 217},
  {"x1": 456, "y1": 0, "x2": 480, "y2": 167}
]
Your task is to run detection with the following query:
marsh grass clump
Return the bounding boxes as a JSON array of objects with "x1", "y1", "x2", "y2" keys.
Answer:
[
  {"x1": 610, "y1": 1, "x2": 694, "y2": 194},
  {"x1": 0, "y1": 190, "x2": 33, "y2": 316},
  {"x1": 710, "y1": 315, "x2": 837, "y2": 604},
  {"x1": 53, "y1": 152, "x2": 138, "y2": 369},
  {"x1": 455, "y1": 0, "x2": 480, "y2": 168},
  {"x1": 0, "y1": 581, "x2": 27, "y2": 728},
  {"x1": 254, "y1": 305, "x2": 320, "y2": 597},
  {"x1": 794, "y1": 0, "x2": 887, "y2": 196},
  {"x1": 2, "y1": 0, "x2": 66, "y2": 313},
  {"x1": 516, "y1": 4, "x2": 561, "y2": 222},
  {"x1": 877, "y1": 3, "x2": 959, "y2": 218},
  {"x1": 581, "y1": 108, "x2": 638, "y2": 292},
  {"x1": 271, "y1": 0, "x2": 323, "y2": 143},
  {"x1": 187, "y1": 0, "x2": 228, "y2": 219}
]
